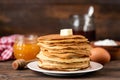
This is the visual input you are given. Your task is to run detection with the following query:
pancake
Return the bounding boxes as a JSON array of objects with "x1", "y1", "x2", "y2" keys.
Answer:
[
  {"x1": 37, "y1": 52, "x2": 90, "y2": 63},
  {"x1": 38, "y1": 34, "x2": 86, "y2": 41},
  {"x1": 37, "y1": 34, "x2": 91, "y2": 71},
  {"x1": 39, "y1": 48, "x2": 91, "y2": 59},
  {"x1": 39, "y1": 51, "x2": 90, "y2": 59},
  {"x1": 37, "y1": 60, "x2": 90, "y2": 71}
]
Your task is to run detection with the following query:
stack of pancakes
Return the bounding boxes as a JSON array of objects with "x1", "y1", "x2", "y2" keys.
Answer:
[{"x1": 37, "y1": 34, "x2": 91, "y2": 71}]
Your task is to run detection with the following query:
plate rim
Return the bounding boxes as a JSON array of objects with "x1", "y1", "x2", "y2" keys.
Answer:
[{"x1": 27, "y1": 61, "x2": 103, "y2": 75}]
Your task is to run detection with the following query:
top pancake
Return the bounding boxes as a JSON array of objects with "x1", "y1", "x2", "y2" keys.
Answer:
[{"x1": 38, "y1": 34, "x2": 87, "y2": 41}]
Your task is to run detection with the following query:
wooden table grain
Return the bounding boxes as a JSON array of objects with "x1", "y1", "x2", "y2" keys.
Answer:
[{"x1": 0, "y1": 60, "x2": 120, "y2": 80}]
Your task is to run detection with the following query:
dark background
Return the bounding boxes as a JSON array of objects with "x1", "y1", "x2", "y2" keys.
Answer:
[{"x1": 0, "y1": 0, "x2": 120, "y2": 40}]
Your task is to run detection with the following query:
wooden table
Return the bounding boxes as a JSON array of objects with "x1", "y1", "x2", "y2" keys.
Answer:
[{"x1": 0, "y1": 60, "x2": 120, "y2": 80}]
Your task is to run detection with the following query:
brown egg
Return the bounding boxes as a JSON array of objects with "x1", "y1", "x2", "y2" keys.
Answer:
[{"x1": 90, "y1": 47, "x2": 111, "y2": 65}]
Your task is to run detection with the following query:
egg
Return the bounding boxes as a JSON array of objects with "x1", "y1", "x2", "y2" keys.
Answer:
[{"x1": 90, "y1": 47, "x2": 111, "y2": 65}]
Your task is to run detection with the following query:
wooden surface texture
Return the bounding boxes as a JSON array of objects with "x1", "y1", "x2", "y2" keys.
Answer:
[{"x1": 0, "y1": 60, "x2": 120, "y2": 80}]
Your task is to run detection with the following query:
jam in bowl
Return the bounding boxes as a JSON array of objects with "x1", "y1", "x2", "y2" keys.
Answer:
[{"x1": 13, "y1": 35, "x2": 40, "y2": 61}]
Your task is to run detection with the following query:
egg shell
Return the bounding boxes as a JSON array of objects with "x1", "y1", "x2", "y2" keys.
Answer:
[{"x1": 90, "y1": 47, "x2": 111, "y2": 65}]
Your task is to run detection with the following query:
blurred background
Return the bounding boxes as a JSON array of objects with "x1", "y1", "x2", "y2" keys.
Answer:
[{"x1": 0, "y1": 0, "x2": 120, "y2": 40}]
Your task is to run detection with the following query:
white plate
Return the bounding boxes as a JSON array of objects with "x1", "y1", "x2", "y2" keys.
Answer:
[{"x1": 27, "y1": 61, "x2": 103, "y2": 76}]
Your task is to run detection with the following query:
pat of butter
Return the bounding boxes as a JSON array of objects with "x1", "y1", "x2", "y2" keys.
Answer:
[{"x1": 60, "y1": 29, "x2": 73, "y2": 36}]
